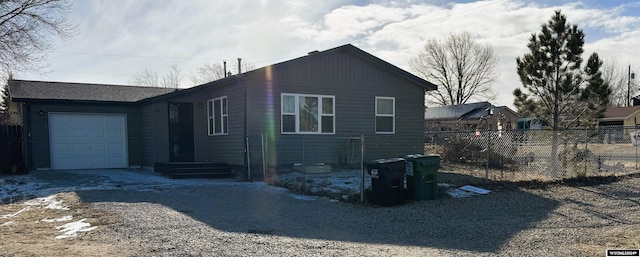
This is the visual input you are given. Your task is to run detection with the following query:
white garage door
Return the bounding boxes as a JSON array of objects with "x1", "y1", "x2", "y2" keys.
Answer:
[{"x1": 49, "y1": 113, "x2": 128, "y2": 170}]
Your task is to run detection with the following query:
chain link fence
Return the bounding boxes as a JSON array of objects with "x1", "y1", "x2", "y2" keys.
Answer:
[
  {"x1": 424, "y1": 127, "x2": 640, "y2": 181},
  {"x1": 246, "y1": 134, "x2": 364, "y2": 178}
]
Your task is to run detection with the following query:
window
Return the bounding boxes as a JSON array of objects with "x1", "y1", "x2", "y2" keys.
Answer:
[
  {"x1": 375, "y1": 97, "x2": 394, "y2": 134},
  {"x1": 208, "y1": 96, "x2": 228, "y2": 135},
  {"x1": 281, "y1": 93, "x2": 334, "y2": 134}
]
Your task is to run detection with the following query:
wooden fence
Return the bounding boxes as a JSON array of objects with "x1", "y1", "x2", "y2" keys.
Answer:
[{"x1": 0, "y1": 125, "x2": 26, "y2": 174}]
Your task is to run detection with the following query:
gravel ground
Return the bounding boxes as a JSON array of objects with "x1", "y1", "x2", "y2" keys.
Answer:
[
  {"x1": 2, "y1": 169, "x2": 638, "y2": 256},
  {"x1": 75, "y1": 175, "x2": 640, "y2": 256}
]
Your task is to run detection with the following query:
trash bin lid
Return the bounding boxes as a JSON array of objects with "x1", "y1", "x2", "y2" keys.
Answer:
[
  {"x1": 404, "y1": 154, "x2": 440, "y2": 159},
  {"x1": 372, "y1": 157, "x2": 406, "y2": 164}
]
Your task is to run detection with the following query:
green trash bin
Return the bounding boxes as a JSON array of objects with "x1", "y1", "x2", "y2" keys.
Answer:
[{"x1": 404, "y1": 154, "x2": 440, "y2": 200}]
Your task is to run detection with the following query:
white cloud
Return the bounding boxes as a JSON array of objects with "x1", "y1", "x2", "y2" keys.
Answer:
[{"x1": 18, "y1": 0, "x2": 640, "y2": 109}]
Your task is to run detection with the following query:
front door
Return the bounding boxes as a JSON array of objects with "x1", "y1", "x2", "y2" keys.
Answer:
[{"x1": 168, "y1": 102, "x2": 194, "y2": 162}]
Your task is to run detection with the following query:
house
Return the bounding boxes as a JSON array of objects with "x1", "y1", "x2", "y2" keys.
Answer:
[
  {"x1": 598, "y1": 106, "x2": 640, "y2": 127},
  {"x1": 597, "y1": 106, "x2": 640, "y2": 143},
  {"x1": 516, "y1": 118, "x2": 547, "y2": 130},
  {"x1": 424, "y1": 102, "x2": 519, "y2": 132},
  {"x1": 9, "y1": 44, "x2": 436, "y2": 179}
]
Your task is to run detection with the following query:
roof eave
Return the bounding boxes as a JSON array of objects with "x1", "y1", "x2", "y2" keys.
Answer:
[{"x1": 10, "y1": 98, "x2": 138, "y2": 105}]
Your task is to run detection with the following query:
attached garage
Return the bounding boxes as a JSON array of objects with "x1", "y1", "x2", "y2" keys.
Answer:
[
  {"x1": 8, "y1": 80, "x2": 176, "y2": 171},
  {"x1": 48, "y1": 113, "x2": 128, "y2": 170}
]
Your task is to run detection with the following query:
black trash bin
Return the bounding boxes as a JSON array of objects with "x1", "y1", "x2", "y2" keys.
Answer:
[
  {"x1": 404, "y1": 154, "x2": 440, "y2": 200},
  {"x1": 366, "y1": 158, "x2": 406, "y2": 206}
]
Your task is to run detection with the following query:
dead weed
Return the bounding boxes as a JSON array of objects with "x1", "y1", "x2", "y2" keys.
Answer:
[{"x1": 0, "y1": 192, "x2": 133, "y2": 257}]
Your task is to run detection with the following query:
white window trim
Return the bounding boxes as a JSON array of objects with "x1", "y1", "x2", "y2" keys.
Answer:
[
  {"x1": 208, "y1": 96, "x2": 228, "y2": 136},
  {"x1": 281, "y1": 93, "x2": 335, "y2": 135},
  {"x1": 375, "y1": 96, "x2": 395, "y2": 134}
]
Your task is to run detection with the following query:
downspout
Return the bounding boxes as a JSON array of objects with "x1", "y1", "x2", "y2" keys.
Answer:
[
  {"x1": 243, "y1": 74, "x2": 250, "y2": 181},
  {"x1": 24, "y1": 102, "x2": 32, "y2": 170}
]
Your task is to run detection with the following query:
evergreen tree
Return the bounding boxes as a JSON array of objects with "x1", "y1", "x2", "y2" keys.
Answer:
[
  {"x1": 579, "y1": 53, "x2": 611, "y2": 125},
  {"x1": 513, "y1": 10, "x2": 610, "y2": 177},
  {"x1": 0, "y1": 81, "x2": 10, "y2": 124}
]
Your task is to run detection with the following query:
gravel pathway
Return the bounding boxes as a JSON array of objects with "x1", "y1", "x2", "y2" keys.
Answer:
[{"x1": 76, "y1": 176, "x2": 640, "y2": 256}]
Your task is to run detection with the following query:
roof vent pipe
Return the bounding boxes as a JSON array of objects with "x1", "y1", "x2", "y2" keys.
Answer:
[
  {"x1": 238, "y1": 58, "x2": 242, "y2": 74},
  {"x1": 223, "y1": 60, "x2": 227, "y2": 78}
]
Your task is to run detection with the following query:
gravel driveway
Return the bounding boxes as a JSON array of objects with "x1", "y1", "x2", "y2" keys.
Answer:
[
  {"x1": 68, "y1": 173, "x2": 640, "y2": 256},
  {"x1": 0, "y1": 169, "x2": 640, "y2": 256}
]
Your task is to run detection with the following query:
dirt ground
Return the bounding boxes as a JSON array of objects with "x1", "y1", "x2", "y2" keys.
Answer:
[{"x1": 0, "y1": 192, "x2": 132, "y2": 256}]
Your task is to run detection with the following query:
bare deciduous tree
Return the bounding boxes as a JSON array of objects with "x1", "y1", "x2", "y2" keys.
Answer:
[
  {"x1": 0, "y1": 0, "x2": 76, "y2": 73},
  {"x1": 190, "y1": 60, "x2": 257, "y2": 86},
  {"x1": 130, "y1": 65, "x2": 183, "y2": 88},
  {"x1": 162, "y1": 65, "x2": 182, "y2": 89},
  {"x1": 190, "y1": 62, "x2": 226, "y2": 85},
  {"x1": 602, "y1": 59, "x2": 635, "y2": 107},
  {"x1": 410, "y1": 32, "x2": 498, "y2": 106},
  {"x1": 130, "y1": 69, "x2": 159, "y2": 87},
  {"x1": 239, "y1": 61, "x2": 255, "y2": 74}
]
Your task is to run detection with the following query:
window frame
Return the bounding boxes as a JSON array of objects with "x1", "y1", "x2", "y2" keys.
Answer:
[
  {"x1": 207, "y1": 96, "x2": 228, "y2": 136},
  {"x1": 375, "y1": 96, "x2": 395, "y2": 134},
  {"x1": 281, "y1": 93, "x2": 335, "y2": 135}
]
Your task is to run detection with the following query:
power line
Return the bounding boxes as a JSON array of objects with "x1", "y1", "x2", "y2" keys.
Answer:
[
  {"x1": 48, "y1": 0, "x2": 506, "y2": 77},
  {"x1": 51, "y1": 70, "x2": 134, "y2": 77}
]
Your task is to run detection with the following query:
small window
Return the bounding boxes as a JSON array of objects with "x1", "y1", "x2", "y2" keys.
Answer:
[
  {"x1": 375, "y1": 97, "x2": 394, "y2": 134},
  {"x1": 208, "y1": 96, "x2": 228, "y2": 135},
  {"x1": 281, "y1": 93, "x2": 335, "y2": 134}
]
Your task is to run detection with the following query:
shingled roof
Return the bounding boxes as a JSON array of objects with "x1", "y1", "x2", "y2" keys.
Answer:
[
  {"x1": 599, "y1": 106, "x2": 640, "y2": 121},
  {"x1": 9, "y1": 80, "x2": 177, "y2": 103},
  {"x1": 424, "y1": 102, "x2": 492, "y2": 120}
]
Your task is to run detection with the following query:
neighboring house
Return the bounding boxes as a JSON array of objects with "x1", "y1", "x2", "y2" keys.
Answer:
[
  {"x1": 597, "y1": 106, "x2": 640, "y2": 143},
  {"x1": 516, "y1": 118, "x2": 547, "y2": 130},
  {"x1": 424, "y1": 102, "x2": 519, "y2": 132},
  {"x1": 9, "y1": 44, "x2": 436, "y2": 179},
  {"x1": 632, "y1": 96, "x2": 640, "y2": 107},
  {"x1": 598, "y1": 106, "x2": 640, "y2": 127}
]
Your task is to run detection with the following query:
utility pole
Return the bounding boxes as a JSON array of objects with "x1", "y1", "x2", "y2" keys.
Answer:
[{"x1": 630, "y1": 65, "x2": 636, "y2": 107}]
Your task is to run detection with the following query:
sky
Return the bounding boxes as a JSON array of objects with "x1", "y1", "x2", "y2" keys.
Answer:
[{"x1": 16, "y1": 0, "x2": 640, "y2": 109}]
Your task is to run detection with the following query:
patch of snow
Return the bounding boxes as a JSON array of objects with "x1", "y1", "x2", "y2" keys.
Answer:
[
  {"x1": 0, "y1": 177, "x2": 40, "y2": 201},
  {"x1": 23, "y1": 195, "x2": 68, "y2": 210},
  {"x1": 446, "y1": 185, "x2": 491, "y2": 198},
  {"x1": 459, "y1": 185, "x2": 491, "y2": 195},
  {"x1": 446, "y1": 188, "x2": 477, "y2": 198},
  {"x1": 438, "y1": 183, "x2": 454, "y2": 188},
  {"x1": 42, "y1": 215, "x2": 73, "y2": 223},
  {"x1": 1, "y1": 169, "x2": 281, "y2": 205},
  {"x1": 1, "y1": 221, "x2": 14, "y2": 226},
  {"x1": 55, "y1": 219, "x2": 97, "y2": 239},
  {"x1": 290, "y1": 194, "x2": 317, "y2": 201},
  {"x1": 0, "y1": 206, "x2": 31, "y2": 219},
  {"x1": 278, "y1": 170, "x2": 372, "y2": 194}
]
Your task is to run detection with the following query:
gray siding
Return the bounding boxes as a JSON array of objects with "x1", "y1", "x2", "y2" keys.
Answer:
[
  {"x1": 24, "y1": 102, "x2": 142, "y2": 169},
  {"x1": 140, "y1": 102, "x2": 167, "y2": 166},
  {"x1": 142, "y1": 81, "x2": 247, "y2": 166},
  {"x1": 244, "y1": 51, "x2": 425, "y2": 167}
]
